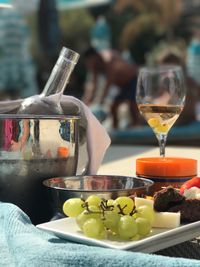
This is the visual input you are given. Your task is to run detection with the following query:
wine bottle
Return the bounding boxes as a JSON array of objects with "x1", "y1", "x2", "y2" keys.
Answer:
[{"x1": 18, "y1": 47, "x2": 80, "y2": 115}]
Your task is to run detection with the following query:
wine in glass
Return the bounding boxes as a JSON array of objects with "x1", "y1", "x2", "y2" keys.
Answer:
[{"x1": 136, "y1": 65, "x2": 186, "y2": 157}]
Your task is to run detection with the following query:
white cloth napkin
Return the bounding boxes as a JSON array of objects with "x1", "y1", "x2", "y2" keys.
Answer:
[{"x1": 0, "y1": 95, "x2": 111, "y2": 174}]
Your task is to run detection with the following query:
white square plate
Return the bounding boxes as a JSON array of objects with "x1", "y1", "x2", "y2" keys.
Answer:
[{"x1": 37, "y1": 218, "x2": 200, "y2": 253}]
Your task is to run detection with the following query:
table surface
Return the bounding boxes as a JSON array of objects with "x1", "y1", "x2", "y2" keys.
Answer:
[{"x1": 98, "y1": 145, "x2": 200, "y2": 176}]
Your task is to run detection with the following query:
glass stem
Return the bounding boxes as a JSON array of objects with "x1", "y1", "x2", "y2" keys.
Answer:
[{"x1": 157, "y1": 134, "x2": 167, "y2": 157}]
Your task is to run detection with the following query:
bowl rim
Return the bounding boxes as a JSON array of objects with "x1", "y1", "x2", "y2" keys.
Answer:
[
  {"x1": 42, "y1": 175, "x2": 154, "y2": 192},
  {"x1": 0, "y1": 114, "x2": 80, "y2": 120}
]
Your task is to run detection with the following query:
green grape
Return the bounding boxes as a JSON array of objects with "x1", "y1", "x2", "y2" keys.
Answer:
[
  {"x1": 118, "y1": 215, "x2": 138, "y2": 240},
  {"x1": 86, "y1": 195, "x2": 102, "y2": 207},
  {"x1": 131, "y1": 234, "x2": 141, "y2": 241},
  {"x1": 99, "y1": 229, "x2": 107, "y2": 239},
  {"x1": 114, "y1": 196, "x2": 134, "y2": 215},
  {"x1": 103, "y1": 210, "x2": 120, "y2": 233},
  {"x1": 88, "y1": 205, "x2": 101, "y2": 212},
  {"x1": 107, "y1": 199, "x2": 119, "y2": 213},
  {"x1": 107, "y1": 199, "x2": 114, "y2": 206},
  {"x1": 135, "y1": 217, "x2": 151, "y2": 236},
  {"x1": 76, "y1": 212, "x2": 89, "y2": 230},
  {"x1": 76, "y1": 206, "x2": 101, "y2": 230},
  {"x1": 136, "y1": 205, "x2": 154, "y2": 225},
  {"x1": 83, "y1": 218, "x2": 104, "y2": 239},
  {"x1": 63, "y1": 198, "x2": 85, "y2": 217}
]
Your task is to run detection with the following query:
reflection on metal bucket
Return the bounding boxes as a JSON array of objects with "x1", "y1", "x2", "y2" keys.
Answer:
[{"x1": 0, "y1": 114, "x2": 79, "y2": 224}]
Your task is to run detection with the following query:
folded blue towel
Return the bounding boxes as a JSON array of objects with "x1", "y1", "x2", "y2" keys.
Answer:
[{"x1": 1, "y1": 202, "x2": 200, "y2": 267}]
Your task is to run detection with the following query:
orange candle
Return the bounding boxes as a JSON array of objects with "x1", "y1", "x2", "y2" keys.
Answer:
[{"x1": 136, "y1": 157, "x2": 197, "y2": 194}]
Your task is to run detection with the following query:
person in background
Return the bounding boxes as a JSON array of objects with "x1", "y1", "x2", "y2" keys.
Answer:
[
  {"x1": 82, "y1": 47, "x2": 140, "y2": 129},
  {"x1": 37, "y1": 0, "x2": 60, "y2": 91},
  {"x1": 0, "y1": 7, "x2": 38, "y2": 100},
  {"x1": 90, "y1": 15, "x2": 111, "y2": 51},
  {"x1": 187, "y1": 32, "x2": 200, "y2": 86},
  {"x1": 186, "y1": 32, "x2": 200, "y2": 120},
  {"x1": 158, "y1": 51, "x2": 200, "y2": 125}
]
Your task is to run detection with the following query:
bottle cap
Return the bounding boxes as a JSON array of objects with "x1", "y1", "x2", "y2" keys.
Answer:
[{"x1": 136, "y1": 157, "x2": 197, "y2": 177}]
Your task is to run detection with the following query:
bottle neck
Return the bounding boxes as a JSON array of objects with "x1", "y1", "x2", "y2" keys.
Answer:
[{"x1": 41, "y1": 56, "x2": 77, "y2": 97}]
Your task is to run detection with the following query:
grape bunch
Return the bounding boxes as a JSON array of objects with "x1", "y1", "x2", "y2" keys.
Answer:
[{"x1": 63, "y1": 195, "x2": 154, "y2": 241}]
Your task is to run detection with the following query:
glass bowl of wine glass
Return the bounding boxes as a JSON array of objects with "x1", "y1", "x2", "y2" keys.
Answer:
[{"x1": 136, "y1": 65, "x2": 186, "y2": 157}]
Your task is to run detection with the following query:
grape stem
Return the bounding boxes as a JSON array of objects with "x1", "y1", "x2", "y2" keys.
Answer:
[
  {"x1": 130, "y1": 208, "x2": 136, "y2": 216},
  {"x1": 102, "y1": 200, "x2": 128, "y2": 215},
  {"x1": 100, "y1": 200, "x2": 115, "y2": 211},
  {"x1": 116, "y1": 204, "x2": 127, "y2": 215},
  {"x1": 82, "y1": 200, "x2": 130, "y2": 217},
  {"x1": 83, "y1": 202, "x2": 101, "y2": 214},
  {"x1": 100, "y1": 200, "x2": 116, "y2": 218}
]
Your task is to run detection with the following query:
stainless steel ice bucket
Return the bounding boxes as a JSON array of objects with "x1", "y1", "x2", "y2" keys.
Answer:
[{"x1": 0, "y1": 114, "x2": 79, "y2": 224}]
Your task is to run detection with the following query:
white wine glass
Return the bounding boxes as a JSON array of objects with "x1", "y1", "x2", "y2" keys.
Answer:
[{"x1": 136, "y1": 65, "x2": 186, "y2": 157}]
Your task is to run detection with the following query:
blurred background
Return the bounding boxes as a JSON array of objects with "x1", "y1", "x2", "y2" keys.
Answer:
[{"x1": 1, "y1": 0, "x2": 200, "y2": 145}]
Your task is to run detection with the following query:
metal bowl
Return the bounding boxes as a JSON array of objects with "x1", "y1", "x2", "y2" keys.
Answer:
[
  {"x1": 0, "y1": 114, "x2": 80, "y2": 224},
  {"x1": 43, "y1": 175, "x2": 154, "y2": 217}
]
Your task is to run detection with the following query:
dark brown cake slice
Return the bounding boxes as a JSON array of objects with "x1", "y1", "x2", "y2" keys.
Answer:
[
  {"x1": 154, "y1": 186, "x2": 200, "y2": 222},
  {"x1": 168, "y1": 199, "x2": 200, "y2": 222},
  {"x1": 154, "y1": 186, "x2": 185, "y2": 212}
]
